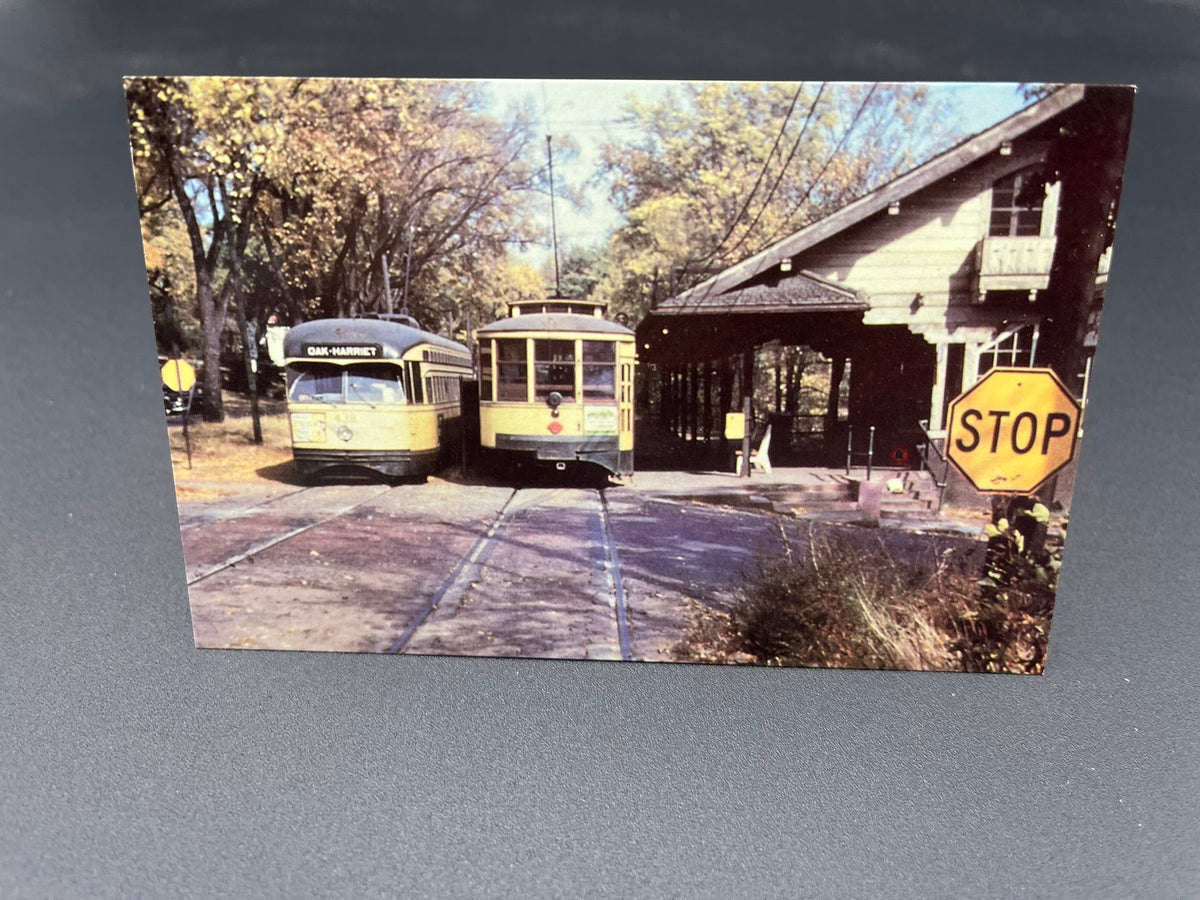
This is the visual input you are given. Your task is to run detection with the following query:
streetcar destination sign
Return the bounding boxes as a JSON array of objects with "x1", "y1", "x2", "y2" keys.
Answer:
[
  {"x1": 301, "y1": 342, "x2": 383, "y2": 359},
  {"x1": 946, "y1": 367, "x2": 1081, "y2": 494}
]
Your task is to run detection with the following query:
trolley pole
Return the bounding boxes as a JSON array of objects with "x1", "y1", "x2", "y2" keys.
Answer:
[
  {"x1": 381, "y1": 253, "x2": 393, "y2": 317},
  {"x1": 547, "y1": 134, "x2": 561, "y2": 296},
  {"x1": 402, "y1": 225, "x2": 414, "y2": 318}
]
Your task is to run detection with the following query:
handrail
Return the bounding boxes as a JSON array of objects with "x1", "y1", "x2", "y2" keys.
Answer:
[
  {"x1": 916, "y1": 419, "x2": 951, "y2": 514},
  {"x1": 845, "y1": 424, "x2": 876, "y2": 481}
]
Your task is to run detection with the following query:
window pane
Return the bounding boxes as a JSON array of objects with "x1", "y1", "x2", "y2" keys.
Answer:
[
  {"x1": 989, "y1": 169, "x2": 1046, "y2": 238},
  {"x1": 480, "y1": 343, "x2": 493, "y2": 402},
  {"x1": 535, "y1": 339, "x2": 575, "y2": 400},
  {"x1": 583, "y1": 365, "x2": 615, "y2": 400},
  {"x1": 582, "y1": 340, "x2": 616, "y2": 362},
  {"x1": 288, "y1": 364, "x2": 343, "y2": 402},
  {"x1": 496, "y1": 339, "x2": 528, "y2": 401},
  {"x1": 345, "y1": 364, "x2": 405, "y2": 404}
]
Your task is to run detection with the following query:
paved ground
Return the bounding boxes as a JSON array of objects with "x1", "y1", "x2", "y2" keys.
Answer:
[{"x1": 176, "y1": 463, "x2": 988, "y2": 661}]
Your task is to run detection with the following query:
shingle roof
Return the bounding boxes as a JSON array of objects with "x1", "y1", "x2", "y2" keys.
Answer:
[{"x1": 652, "y1": 269, "x2": 867, "y2": 316}]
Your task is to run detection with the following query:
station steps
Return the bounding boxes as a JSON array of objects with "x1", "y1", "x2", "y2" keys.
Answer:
[{"x1": 877, "y1": 470, "x2": 940, "y2": 520}]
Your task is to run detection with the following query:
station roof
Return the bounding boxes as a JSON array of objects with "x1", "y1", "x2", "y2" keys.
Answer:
[{"x1": 651, "y1": 269, "x2": 867, "y2": 316}]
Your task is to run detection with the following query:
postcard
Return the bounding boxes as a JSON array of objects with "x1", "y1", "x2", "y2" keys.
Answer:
[{"x1": 126, "y1": 77, "x2": 1133, "y2": 672}]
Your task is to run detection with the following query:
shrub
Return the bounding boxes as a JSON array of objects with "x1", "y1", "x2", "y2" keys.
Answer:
[{"x1": 678, "y1": 519, "x2": 1057, "y2": 674}]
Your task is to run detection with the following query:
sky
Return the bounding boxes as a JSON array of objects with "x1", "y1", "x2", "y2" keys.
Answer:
[{"x1": 479, "y1": 80, "x2": 1033, "y2": 274}]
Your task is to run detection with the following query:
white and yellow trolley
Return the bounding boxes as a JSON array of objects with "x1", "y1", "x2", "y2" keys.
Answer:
[
  {"x1": 475, "y1": 298, "x2": 636, "y2": 477},
  {"x1": 282, "y1": 317, "x2": 473, "y2": 481}
]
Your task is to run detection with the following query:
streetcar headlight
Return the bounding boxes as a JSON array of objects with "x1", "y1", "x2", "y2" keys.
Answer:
[{"x1": 337, "y1": 425, "x2": 353, "y2": 442}]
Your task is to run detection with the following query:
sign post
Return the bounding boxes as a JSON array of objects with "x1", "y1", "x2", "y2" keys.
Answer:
[
  {"x1": 162, "y1": 359, "x2": 197, "y2": 470},
  {"x1": 945, "y1": 367, "x2": 1081, "y2": 495}
]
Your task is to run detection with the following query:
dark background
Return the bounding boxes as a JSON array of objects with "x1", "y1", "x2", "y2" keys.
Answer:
[{"x1": 2, "y1": 2, "x2": 1196, "y2": 896}]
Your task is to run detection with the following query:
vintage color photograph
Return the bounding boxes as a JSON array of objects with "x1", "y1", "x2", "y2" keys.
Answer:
[{"x1": 126, "y1": 78, "x2": 1133, "y2": 673}]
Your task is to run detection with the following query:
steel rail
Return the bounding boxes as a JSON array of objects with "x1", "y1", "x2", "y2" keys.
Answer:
[
  {"x1": 185, "y1": 485, "x2": 395, "y2": 586},
  {"x1": 597, "y1": 490, "x2": 634, "y2": 662},
  {"x1": 179, "y1": 485, "x2": 313, "y2": 531},
  {"x1": 385, "y1": 488, "x2": 520, "y2": 655}
]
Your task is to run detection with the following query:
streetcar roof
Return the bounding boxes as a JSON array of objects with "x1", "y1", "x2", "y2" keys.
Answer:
[
  {"x1": 283, "y1": 318, "x2": 469, "y2": 361},
  {"x1": 476, "y1": 313, "x2": 633, "y2": 336}
]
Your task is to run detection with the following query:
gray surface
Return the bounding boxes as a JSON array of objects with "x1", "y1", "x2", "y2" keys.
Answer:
[{"x1": 1, "y1": 2, "x2": 1197, "y2": 896}]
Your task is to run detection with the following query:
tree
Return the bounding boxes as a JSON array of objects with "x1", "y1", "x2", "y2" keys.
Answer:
[
  {"x1": 129, "y1": 77, "x2": 549, "y2": 421},
  {"x1": 128, "y1": 77, "x2": 268, "y2": 421},
  {"x1": 1034, "y1": 86, "x2": 1135, "y2": 396},
  {"x1": 592, "y1": 82, "x2": 953, "y2": 323}
]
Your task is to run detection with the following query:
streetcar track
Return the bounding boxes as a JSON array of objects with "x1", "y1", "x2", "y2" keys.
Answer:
[
  {"x1": 386, "y1": 488, "x2": 520, "y2": 654},
  {"x1": 386, "y1": 486, "x2": 635, "y2": 661},
  {"x1": 186, "y1": 484, "x2": 395, "y2": 585},
  {"x1": 178, "y1": 485, "x2": 315, "y2": 531},
  {"x1": 598, "y1": 490, "x2": 634, "y2": 661}
]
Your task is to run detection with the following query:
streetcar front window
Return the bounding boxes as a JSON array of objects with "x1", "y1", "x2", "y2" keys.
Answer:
[
  {"x1": 288, "y1": 364, "x2": 343, "y2": 402},
  {"x1": 534, "y1": 339, "x2": 576, "y2": 402},
  {"x1": 582, "y1": 341, "x2": 616, "y2": 400},
  {"x1": 287, "y1": 363, "x2": 405, "y2": 404},
  {"x1": 496, "y1": 339, "x2": 528, "y2": 401},
  {"x1": 346, "y1": 365, "x2": 405, "y2": 405}
]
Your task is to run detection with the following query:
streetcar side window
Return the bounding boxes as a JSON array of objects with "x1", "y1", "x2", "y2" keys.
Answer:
[
  {"x1": 407, "y1": 361, "x2": 424, "y2": 403},
  {"x1": 582, "y1": 341, "x2": 616, "y2": 401},
  {"x1": 479, "y1": 342, "x2": 493, "y2": 402},
  {"x1": 534, "y1": 339, "x2": 576, "y2": 402},
  {"x1": 288, "y1": 364, "x2": 343, "y2": 402},
  {"x1": 496, "y1": 339, "x2": 528, "y2": 401}
]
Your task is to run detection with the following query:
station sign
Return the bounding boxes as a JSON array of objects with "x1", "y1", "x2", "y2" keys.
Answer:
[{"x1": 946, "y1": 367, "x2": 1081, "y2": 494}]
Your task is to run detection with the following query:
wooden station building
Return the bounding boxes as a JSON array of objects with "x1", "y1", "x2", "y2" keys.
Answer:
[{"x1": 636, "y1": 84, "x2": 1126, "y2": 474}]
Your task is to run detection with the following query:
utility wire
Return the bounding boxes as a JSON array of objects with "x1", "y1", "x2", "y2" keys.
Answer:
[
  {"x1": 760, "y1": 83, "x2": 880, "y2": 247},
  {"x1": 682, "y1": 83, "x2": 880, "y2": 310},
  {"x1": 716, "y1": 83, "x2": 826, "y2": 267},
  {"x1": 680, "y1": 83, "x2": 806, "y2": 278}
]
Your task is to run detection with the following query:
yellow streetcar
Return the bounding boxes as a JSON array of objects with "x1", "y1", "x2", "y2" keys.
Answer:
[
  {"x1": 475, "y1": 298, "x2": 636, "y2": 477},
  {"x1": 282, "y1": 316, "x2": 473, "y2": 481}
]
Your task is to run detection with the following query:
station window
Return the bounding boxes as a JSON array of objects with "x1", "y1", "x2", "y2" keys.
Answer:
[
  {"x1": 534, "y1": 339, "x2": 576, "y2": 401},
  {"x1": 978, "y1": 323, "x2": 1040, "y2": 375},
  {"x1": 989, "y1": 169, "x2": 1045, "y2": 237},
  {"x1": 496, "y1": 339, "x2": 528, "y2": 401},
  {"x1": 582, "y1": 341, "x2": 616, "y2": 400}
]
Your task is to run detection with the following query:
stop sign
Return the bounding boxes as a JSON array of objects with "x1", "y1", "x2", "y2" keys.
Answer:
[{"x1": 946, "y1": 367, "x2": 1081, "y2": 494}]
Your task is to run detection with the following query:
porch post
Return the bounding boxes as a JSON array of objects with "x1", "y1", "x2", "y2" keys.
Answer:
[
  {"x1": 928, "y1": 341, "x2": 948, "y2": 432},
  {"x1": 963, "y1": 343, "x2": 982, "y2": 393}
]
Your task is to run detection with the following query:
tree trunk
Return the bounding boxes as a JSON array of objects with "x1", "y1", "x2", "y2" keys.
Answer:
[
  {"x1": 197, "y1": 276, "x2": 225, "y2": 423},
  {"x1": 1037, "y1": 86, "x2": 1134, "y2": 397}
]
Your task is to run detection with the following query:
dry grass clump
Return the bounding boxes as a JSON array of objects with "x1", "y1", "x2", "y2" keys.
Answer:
[
  {"x1": 677, "y1": 523, "x2": 1055, "y2": 674},
  {"x1": 167, "y1": 399, "x2": 293, "y2": 486}
]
